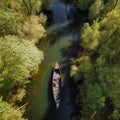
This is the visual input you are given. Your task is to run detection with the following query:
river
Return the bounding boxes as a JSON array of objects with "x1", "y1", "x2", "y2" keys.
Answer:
[{"x1": 25, "y1": 0, "x2": 79, "y2": 120}]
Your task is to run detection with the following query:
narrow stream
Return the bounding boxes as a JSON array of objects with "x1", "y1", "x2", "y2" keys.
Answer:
[{"x1": 25, "y1": 0, "x2": 79, "y2": 120}]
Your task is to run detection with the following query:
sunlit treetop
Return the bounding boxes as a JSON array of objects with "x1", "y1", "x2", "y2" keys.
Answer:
[
  {"x1": 0, "y1": 0, "x2": 47, "y2": 43},
  {"x1": 81, "y1": 3, "x2": 120, "y2": 51},
  {"x1": 0, "y1": 97, "x2": 27, "y2": 120},
  {"x1": 0, "y1": 0, "x2": 42, "y2": 15},
  {"x1": 0, "y1": 35, "x2": 44, "y2": 90}
]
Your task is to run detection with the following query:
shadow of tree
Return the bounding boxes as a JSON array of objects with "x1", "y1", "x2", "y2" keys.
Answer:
[
  {"x1": 43, "y1": 68, "x2": 57, "y2": 120},
  {"x1": 46, "y1": 21, "x2": 72, "y2": 45},
  {"x1": 43, "y1": 39, "x2": 79, "y2": 120},
  {"x1": 60, "y1": 40, "x2": 80, "y2": 120}
]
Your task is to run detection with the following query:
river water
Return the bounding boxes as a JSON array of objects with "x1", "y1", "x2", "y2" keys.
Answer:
[{"x1": 25, "y1": 0, "x2": 79, "y2": 120}]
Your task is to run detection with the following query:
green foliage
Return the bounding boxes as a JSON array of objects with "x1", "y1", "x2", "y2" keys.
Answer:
[
  {"x1": 0, "y1": 97, "x2": 27, "y2": 120},
  {"x1": 41, "y1": 0, "x2": 51, "y2": 8},
  {"x1": 0, "y1": 0, "x2": 47, "y2": 43},
  {"x1": 71, "y1": 2, "x2": 120, "y2": 120},
  {"x1": 86, "y1": 84, "x2": 105, "y2": 110},
  {"x1": 75, "y1": 0, "x2": 93, "y2": 11},
  {"x1": 22, "y1": 14, "x2": 46, "y2": 43},
  {"x1": 81, "y1": 3, "x2": 120, "y2": 51},
  {"x1": 89, "y1": 0, "x2": 103, "y2": 20},
  {"x1": 0, "y1": 0, "x2": 46, "y2": 119},
  {"x1": 0, "y1": 35, "x2": 43, "y2": 90},
  {"x1": 81, "y1": 22, "x2": 100, "y2": 51},
  {"x1": 88, "y1": 0, "x2": 120, "y2": 20},
  {"x1": 10, "y1": 88, "x2": 26, "y2": 104},
  {"x1": 1, "y1": 0, "x2": 42, "y2": 15},
  {"x1": 111, "y1": 110, "x2": 120, "y2": 120}
]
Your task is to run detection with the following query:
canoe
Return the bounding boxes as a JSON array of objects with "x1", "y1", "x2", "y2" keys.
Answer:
[{"x1": 52, "y1": 62, "x2": 61, "y2": 109}]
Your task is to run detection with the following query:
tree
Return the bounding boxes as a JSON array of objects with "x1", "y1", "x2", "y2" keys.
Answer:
[
  {"x1": 0, "y1": 35, "x2": 44, "y2": 90},
  {"x1": 75, "y1": 0, "x2": 94, "y2": 11},
  {"x1": 0, "y1": 97, "x2": 27, "y2": 120},
  {"x1": 0, "y1": 0, "x2": 46, "y2": 119},
  {"x1": 89, "y1": 0, "x2": 104, "y2": 20},
  {"x1": 80, "y1": 21, "x2": 100, "y2": 51},
  {"x1": 81, "y1": 3, "x2": 120, "y2": 51},
  {"x1": 71, "y1": 2, "x2": 120, "y2": 120},
  {"x1": 0, "y1": 0, "x2": 47, "y2": 43}
]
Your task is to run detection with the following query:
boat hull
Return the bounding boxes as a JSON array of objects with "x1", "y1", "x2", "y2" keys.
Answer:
[{"x1": 52, "y1": 62, "x2": 61, "y2": 108}]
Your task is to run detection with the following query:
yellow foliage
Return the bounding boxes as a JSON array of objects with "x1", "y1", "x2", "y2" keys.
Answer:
[
  {"x1": 81, "y1": 22, "x2": 100, "y2": 50},
  {"x1": 22, "y1": 14, "x2": 46, "y2": 43},
  {"x1": 0, "y1": 0, "x2": 47, "y2": 43},
  {"x1": 10, "y1": 89, "x2": 26, "y2": 104}
]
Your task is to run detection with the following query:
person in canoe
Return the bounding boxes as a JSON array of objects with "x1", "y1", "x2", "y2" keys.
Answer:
[{"x1": 52, "y1": 62, "x2": 61, "y2": 108}]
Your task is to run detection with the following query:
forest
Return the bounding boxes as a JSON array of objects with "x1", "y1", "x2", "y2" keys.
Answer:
[
  {"x1": 70, "y1": 0, "x2": 120, "y2": 120},
  {"x1": 0, "y1": 0, "x2": 46, "y2": 119},
  {"x1": 0, "y1": 0, "x2": 120, "y2": 120}
]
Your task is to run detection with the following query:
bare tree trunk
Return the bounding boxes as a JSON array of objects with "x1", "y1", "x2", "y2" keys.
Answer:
[
  {"x1": 29, "y1": 0, "x2": 32, "y2": 15},
  {"x1": 114, "y1": 0, "x2": 118, "y2": 8},
  {"x1": 23, "y1": 0, "x2": 30, "y2": 15}
]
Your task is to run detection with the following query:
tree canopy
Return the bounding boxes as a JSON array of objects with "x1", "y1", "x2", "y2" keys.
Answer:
[
  {"x1": 71, "y1": 1, "x2": 120, "y2": 120},
  {"x1": 0, "y1": 97, "x2": 27, "y2": 120},
  {"x1": 0, "y1": 0, "x2": 46, "y2": 119},
  {"x1": 0, "y1": 0, "x2": 46, "y2": 43},
  {"x1": 0, "y1": 35, "x2": 43, "y2": 90}
]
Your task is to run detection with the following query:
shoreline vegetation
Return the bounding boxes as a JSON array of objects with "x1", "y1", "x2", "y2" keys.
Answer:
[
  {"x1": 0, "y1": 0, "x2": 120, "y2": 120},
  {"x1": 68, "y1": 0, "x2": 120, "y2": 120},
  {"x1": 0, "y1": 1, "x2": 46, "y2": 120}
]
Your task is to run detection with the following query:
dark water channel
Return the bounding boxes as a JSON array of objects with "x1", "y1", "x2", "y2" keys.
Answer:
[{"x1": 25, "y1": 0, "x2": 80, "y2": 120}]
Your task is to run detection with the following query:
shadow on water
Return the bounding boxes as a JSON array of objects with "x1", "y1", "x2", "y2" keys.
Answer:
[
  {"x1": 43, "y1": 68, "x2": 59, "y2": 120},
  {"x1": 43, "y1": 68, "x2": 72, "y2": 120},
  {"x1": 43, "y1": 38, "x2": 80, "y2": 120},
  {"x1": 43, "y1": 36, "x2": 81, "y2": 120},
  {"x1": 46, "y1": 21, "x2": 74, "y2": 45},
  {"x1": 47, "y1": 69, "x2": 56, "y2": 109},
  {"x1": 60, "y1": 40, "x2": 80, "y2": 120},
  {"x1": 46, "y1": 20, "x2": 81, "y2": 46},
  {"x1": 42, "y1": 0, "x2": 81, "y2": 120}
]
